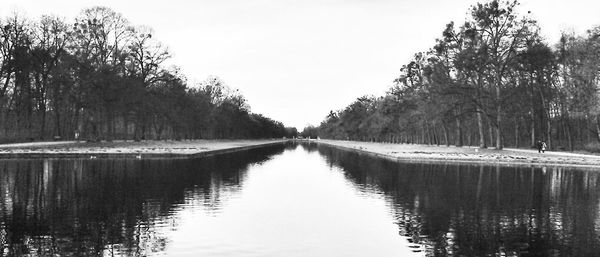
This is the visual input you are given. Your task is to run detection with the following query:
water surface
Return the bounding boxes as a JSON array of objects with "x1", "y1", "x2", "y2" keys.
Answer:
[{"x1": 1, "y1": 143, "x2": 600, "y2": 256}]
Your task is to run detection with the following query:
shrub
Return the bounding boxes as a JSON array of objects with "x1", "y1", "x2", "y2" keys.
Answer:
[{"x1": 583, "y1": 142, "x2": 600, "y2": 153}]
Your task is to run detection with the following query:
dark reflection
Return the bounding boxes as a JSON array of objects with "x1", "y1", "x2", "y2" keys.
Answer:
[
  {"x1": 317, "y1": 144, "x2": 600, "y2": 257},
  {"x1": 0, "y1": 144, "x2": 285, "y2": 256},
  {"x1": 297, "y1": 141, "x2": 319, "y2": 152}
]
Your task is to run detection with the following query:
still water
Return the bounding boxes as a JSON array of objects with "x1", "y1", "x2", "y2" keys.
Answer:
[{"x1": 1, "y1": 142, "x2": 600, "y2": 256}]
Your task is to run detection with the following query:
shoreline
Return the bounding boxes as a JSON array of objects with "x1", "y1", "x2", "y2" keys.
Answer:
[
  {"x1": 316, "y1": 140, "x2": 600, "y2": 169},
  {"x1": 2, "y1": 139, "x2": 600, "y2": 168},
  {"x1": 0, "y1": 139, "x2": 288, "y2": 159}
]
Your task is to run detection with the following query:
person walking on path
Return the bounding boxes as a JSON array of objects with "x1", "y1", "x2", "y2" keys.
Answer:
[
  {"x1": 537, "y1": 140, "x2": 543, "y2": 153},
  {"x1": 541, "y1": 141, "x2": 547, "y2": 153}
]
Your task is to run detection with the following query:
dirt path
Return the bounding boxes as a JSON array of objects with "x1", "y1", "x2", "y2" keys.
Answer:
[
  {"x1": 0, "y1": 141, "x2": 78, "y2": 148},
  {"x1": 317, "y1": 140, "x2": 600, "y2": 168},
  {"x1": 0, "y1": 139, "x2": 287, "y2": 159}
]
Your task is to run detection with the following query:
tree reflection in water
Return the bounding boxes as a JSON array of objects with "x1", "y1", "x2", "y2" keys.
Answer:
[
  {"x1": 2, "y1": 142, "x2": 599, "y2": 256},
  {"x1": 316, "y1": 144, "x2": 600, "y2": 257},
  {"x1": 0, "y1": 145, "x2": 286, "y2": 256}
]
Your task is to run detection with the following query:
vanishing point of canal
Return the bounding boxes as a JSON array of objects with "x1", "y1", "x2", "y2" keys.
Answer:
[{"x1": 1, "y1": 142, "x2": 600, "y2": 256}]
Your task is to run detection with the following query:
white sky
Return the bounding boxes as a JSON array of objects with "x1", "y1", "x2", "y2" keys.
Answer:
[{"x1": 2, "y1": 0, "x2": 600, "y2": 129}]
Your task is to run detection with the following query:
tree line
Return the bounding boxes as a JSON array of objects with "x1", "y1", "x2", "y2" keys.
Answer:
[
  {"x1": 0, "y1": 7, "x2": 296, "y2": 143},
  {"x1": 311, "y1": 0, "x2": 600, "y2": 152}
]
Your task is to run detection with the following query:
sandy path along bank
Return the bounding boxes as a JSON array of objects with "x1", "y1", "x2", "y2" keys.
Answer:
[
  {"x1": 317, "y1": 140, "x2": 600, "y2": 168},
  {"x1": 0, "y1": 139, "x2": 288, "y2": 159}
]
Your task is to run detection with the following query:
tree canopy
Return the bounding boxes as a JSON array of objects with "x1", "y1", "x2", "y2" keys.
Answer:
[
  {"x1": 0, "y1": 7, "x2": 296, "y2": 142},
  {"x1": 314, "y1": 0, "x2": 600, "y2": 152}
]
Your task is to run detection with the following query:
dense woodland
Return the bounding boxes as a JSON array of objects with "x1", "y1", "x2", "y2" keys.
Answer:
[
  {"x1": 310, "y1": 0, "x2": 600, "y2": 152},
  {"x1": 0, "y1": 7, "x2": 296, "y2": 143}
]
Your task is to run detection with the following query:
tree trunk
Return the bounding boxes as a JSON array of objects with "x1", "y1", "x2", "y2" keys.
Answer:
[
  {"x1": 455, "y1": 116, "x2": 463, "y2": 147},
  {"x1": 514, "y1": 117, "x2": 519, "y2": 148},
  {"x1": 39, "y1": 106, "x2": 46, "y2": 140},
  {"x1": 467, "y1": 128, "x2": 472, "y2": 146},
  {"x1": 133, "y1": 118, "x2": 142, "y2": 142},
  {"x1": 515, "y1": 118, "x2": 521, "y2": 148},
  {"x1": 54, "y1": 104, "x2": 61, "y2": 138},
  {"x1": 155, "y1": 122, "x2": 165, "y2": 140},
  {"x1": 106, "y1": 111, "x2": 114, "y2": 142},
  {"x1": 74, "y1": 107, "x2": 81, "y2": 140},
  {"x1": 433, "y1": 122, "x2": 439, "y2": 146},
  {"x1": 539, "y1": 90, "x2": 551, "y2": 149},
  {"x1": 564, "y1": 116, "x2": 573, "y2": 151},
  {"x1": 477, "y1": 108, "x2": 486, "y2": 148},
  {"x1": 546, "y1": 109, "x2": 552, "y2": 150},
  {"x1": 595, "y1": 115, "x2": 600, "y2": 142},
  {"x1": 496, "y1": 86, "x2": 503, "y2": 150},
  {"x1": 586, "y1": 115, "x2": 591, "y2": 143},
  {"x1": 530, "y1": 107, "x2": 536, "y2": 147},
  {"x1": 442, "y1": 122, "x2": 450, "y2": 146},
  {"x1": 423, "y1": 123, "x2": 428, "y2": 144},
  {"x1": 488, "y1": 118, "x2": 494, "y2": 148}
]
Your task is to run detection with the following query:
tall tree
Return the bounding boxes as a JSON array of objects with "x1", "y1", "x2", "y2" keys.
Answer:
[{"x1": 467, "y1": 0, "x2": 538, "y2": 149}]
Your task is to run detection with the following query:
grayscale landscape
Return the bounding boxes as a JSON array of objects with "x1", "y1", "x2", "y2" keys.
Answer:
[{"x1": 1, "y1": 0, "x2": 600, "y2": 256}]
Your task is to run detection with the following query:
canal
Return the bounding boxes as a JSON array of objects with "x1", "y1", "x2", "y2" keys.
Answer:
[{"x1": 1, "y1": 142, "x2": 600, "y2": 256}]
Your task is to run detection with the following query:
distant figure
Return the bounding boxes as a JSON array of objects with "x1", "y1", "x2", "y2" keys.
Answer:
[
  {"x1": 536, "y1": 140, "x2": 542, "y2": 153},
  {"x1": 541, "y1": 141, "x2": 547, "y2": 153}
]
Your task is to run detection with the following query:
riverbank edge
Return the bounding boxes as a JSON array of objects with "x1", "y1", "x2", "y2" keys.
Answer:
[
  {"x1": 0, "y1": 140, "x2": 289, "y2": 159},
  {"x1": 316, "y1": 140, "x2": 600, "y2": 169}
]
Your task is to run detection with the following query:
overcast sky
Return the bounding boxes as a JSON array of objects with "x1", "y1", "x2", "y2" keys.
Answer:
[{"x1": 2, "y1": 0, "x2": 599, "y2": 129}]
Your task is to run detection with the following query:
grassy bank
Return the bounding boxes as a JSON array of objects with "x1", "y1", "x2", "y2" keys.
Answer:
[
  {"x1": 317, "y1": 140, "x2": 600, "y2": 168},
  {"x1": 0, "y1": 139, "x2": 288, "y2": 159}
]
